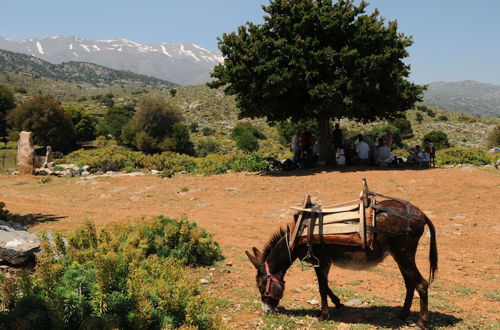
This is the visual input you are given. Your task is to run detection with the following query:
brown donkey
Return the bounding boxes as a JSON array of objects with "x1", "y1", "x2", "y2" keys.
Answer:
[{"x1": 246, "y1": 199, "x2": 438, "y2": 329}]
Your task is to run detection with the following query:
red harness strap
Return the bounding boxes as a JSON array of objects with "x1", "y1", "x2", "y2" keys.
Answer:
[{"x1": 262, "y1": 262, "x2": 286, "y2": 301}]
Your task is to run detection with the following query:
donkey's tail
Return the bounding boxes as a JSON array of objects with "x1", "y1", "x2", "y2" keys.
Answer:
[{"x1": 424, "y1": 215, "x2": 438, "y2": 283}]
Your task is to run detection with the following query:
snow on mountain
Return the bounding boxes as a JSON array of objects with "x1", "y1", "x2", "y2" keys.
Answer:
[{"x1": 0, "y1": 35, "x2": 223, "y2": 85}]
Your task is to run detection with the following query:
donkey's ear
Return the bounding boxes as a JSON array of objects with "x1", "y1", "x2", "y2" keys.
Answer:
[
  {"x1": 252, "y1": 247, "x2": 263, "y2": 259},
  {"x1": 246, "y1": 250, "x2": 263, "y2": 270}
]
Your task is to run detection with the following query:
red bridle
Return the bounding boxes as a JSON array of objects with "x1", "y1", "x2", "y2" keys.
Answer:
[{"x1": 262, "y1": 262, "x2": 286, "y2": 301}]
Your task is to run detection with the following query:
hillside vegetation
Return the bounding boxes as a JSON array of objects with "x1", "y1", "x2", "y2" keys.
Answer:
[
  {"x1": 0, "y1": 49, "x2": 176, "y2": 89},
  {"x1": 423, "y1": 80, "x2": 500, "y2": 118}
]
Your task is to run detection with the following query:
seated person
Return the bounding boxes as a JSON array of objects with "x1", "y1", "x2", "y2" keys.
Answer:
[
  {"x1": 355, "y1": 134, "x2": 370, "y2": 165},
  {"x1": 375, "y1": 139, "x2": 394, "y2": 166},
  {"x1": 408, "y1": 145, "x2": 430, "y2": 167}
]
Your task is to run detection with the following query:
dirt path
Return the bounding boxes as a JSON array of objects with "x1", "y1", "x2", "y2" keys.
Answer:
[{"x1": 1, "y1": 167, "x2": 499, "y2": 328}]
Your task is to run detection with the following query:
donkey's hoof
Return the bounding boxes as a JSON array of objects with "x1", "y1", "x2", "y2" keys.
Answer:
[
  {"x1": 335, "y1": 303, "x2": 345, "y2": 309},
  {"x1": 317, "y1": 311, "x2": 329, "y2": 321},
  {"x1": 416, "y1": 320, "x2": 429, "y2": 330}
]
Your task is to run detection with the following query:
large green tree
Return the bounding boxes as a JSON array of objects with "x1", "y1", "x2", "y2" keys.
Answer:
[
  {"x1": 209, "y1": 0, "x2": 424, "y2": 162},
  {"x1": 0, "y1": 85, "x2": 16, "y2": 137},
  {"x1": 7, "y1": 94, "x2": 76, "y2": 152}
]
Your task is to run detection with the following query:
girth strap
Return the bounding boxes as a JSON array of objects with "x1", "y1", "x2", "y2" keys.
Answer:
[{"x1": 366, "y1": 225, "x2": 403, "y2": 239}]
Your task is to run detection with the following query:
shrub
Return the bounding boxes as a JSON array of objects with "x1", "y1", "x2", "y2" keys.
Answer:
[
  {"x1": 66, "y1": 107, "x2": 98, "y2": 142},
  {"x1": 0, "y1": 85, "x2": 16, "y2": 137},
  {"x1": 235, "y1": 129, "x2": 259, "y2": 152},
  {"x1": 231, "y1": 122, "x2": 266, "y2": 140},
  {"x1": 437, "y1": 115, "x2": 448, "y2": 121},
  {"x1": 391, "y1": 118, "x2": 413, "y2": 138},
  {"x1": 229, "y1": 154, "x2": 275, "y2": 172},
  {"x1": 422, "y1": 130, "x2": 450, "y2": 150},
  {"x1": 415, "y1": 112, "x2": 424, "y2": 123},
  {"x1": 365, "y1": 124, "x2": 403, "y2": 148},
  {"x1": 0, "y1": 217, "x2": 223, "y2": 329},
  {"x1": 97, "y1": 106, "x2": 135, "y2": 141},
  {"x1": 121, "y1": 96, "x2": 183, "y2": 153},
  {"x1": 276, "y1": 119, "x2": 317, "y2": 145},
  {"x1": 194, "y1": 154, "x2": 230, "y2": 175},
  {"x1": 436, "y1": 148, "x2": 491, "y2": 166},
  {"x1": 202, "y1": 127, "x2": 215, "y2": 136},
  {"x1": 486, "y1": 124, "x2": 500, "y2": 148},
  {"x1": 195, "y1": 138, "x2": 220, "y2": 157},
  {"x1": 7, "y1": 94, "x2": 76, "y2": 152},
  {"x1": 172, "y1": 123, "x2": 194, "y2": 155}
]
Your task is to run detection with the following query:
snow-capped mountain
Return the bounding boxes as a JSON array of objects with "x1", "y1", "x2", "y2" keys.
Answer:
[{"x1": 0, "y1": 36, "x2": 223, "y2": 85}]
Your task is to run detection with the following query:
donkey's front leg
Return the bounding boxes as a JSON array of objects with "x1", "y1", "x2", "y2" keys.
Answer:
[{"x1": 314, "y1": 263, "x2": 334, "y2": 320}]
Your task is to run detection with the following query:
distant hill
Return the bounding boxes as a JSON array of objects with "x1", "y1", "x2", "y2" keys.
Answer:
[
  {"x1": 422, "y1": 80, "x2": 500, "y2": 118},
  {"x1": 0, "y1": 49, "x2": 177, "y2": 89},
  {"x1": 0, "y1": 36, "x2": 222, "y2": 85}
]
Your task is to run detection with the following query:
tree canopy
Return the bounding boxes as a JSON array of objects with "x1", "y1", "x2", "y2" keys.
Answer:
[
  {"x1": 0, "y1": 85, "x2": 16, "y2": 137},
  {"x1": 209, "y1": 0, "x2": 425, "y2": 160}
]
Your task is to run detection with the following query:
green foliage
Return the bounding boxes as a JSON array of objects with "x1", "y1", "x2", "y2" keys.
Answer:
[
  {"x1": 13, "y1": 87, "x2": 27, "y2": 94},
  {"x1": 172, "y1": 123, "x2": 194, "y2": 155},
  {"x1": 97, "y1": 106, "x2": 135, "y2": 141},
  {"x1": 169, "y1": 88, "x2": 177, "y2": 97},
  {"x1": 0, "y1": 84, "x2": 16, "y2": 136},
  {"x1": 231, "y1": 122, "x2": 266, "y2": 140},
  {"x1": 365, "y1": 124, "x2": 403, "y2": 148},
  {"x1": 486, "y1": 124, "x2": 500, "y2": 148},
  {"x1": 415, "y1": 112, "x2": 424, "y2": 123},
  {"x1": 437, "y1": 115, "x2": 448, "y2": 121},
  {"x1": 66, "y1": 107, "x2": 98, "y2": 141},
  {"x1": 0, "y1": 217, "x2": 222, "y2": 329},
  {"x1": 436, "y1": 148, "x2": 492, "y2": 166},
  {"x1": 7, "y1": 94, "x2": 76, "y2": 152},
  {"x1": 229, "y1": 154, "x2": 275, "y2": 172},
  {"x1": 210, "y1": 0, "x2": 424, "y2": 159},
  {"x1": 121, "y1": 96, "x2": 183, "y2": 153},
  {"x1": 422, "y1": 130, "x2": 451, "y2": 149},
  {"x1": 188, "y1": 122, "x2": 198, "y2": 133},
  {"x1": 202, "y1": 127, "x2": 215, "y2": 136},
  {"x1": 391, "y1": 117, "x2": 413, "y2": 138},
  {"x1": 195, "y1": 138, "x2": 220, "y2": 157},
  {"x1": 235, "y1": 129, "x2": 259, "y2": 152}
]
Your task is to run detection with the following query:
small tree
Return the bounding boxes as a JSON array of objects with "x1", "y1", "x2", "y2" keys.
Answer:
[
  {"x1": 98, "y1": 106, "x2": 135, "y2": 141},
  {"x1": 66, "y1": 107, "x2": 98, "y2": 141},
  {"x1": 172, "y1": 123, "x2": 194, "y2": 155},
  {"x1": 0, "y1": 85, "x2": 16, "y2": 137},
  {"x1": 121, "y1": 96, "x2": 183, "y2": 153},
  {"x1": 422, "y1": 130, "x2": 450, "y2": 150},
  {"x1": 236, "y1": 129, "x2": 259, "y2": 152},
  {"x1": 415, "y1": 112, "x2": 424, "y2": 123},
  {"x1": 7, "y1": 94, "x2": 76, "y2": 152},
  {"x1": 391, "y1": 118, "x2": 413, "y2": 138},
  {"x1": 486, "y1": 124, "x2": 500, "y2": 148},
  {"x1": 169, "y1": 89, "x2": 177, "y2": 97}
]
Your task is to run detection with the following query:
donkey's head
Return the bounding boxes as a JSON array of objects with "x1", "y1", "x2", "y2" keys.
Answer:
[{"x1": 246, "y1": 247, "x2": 286, "y2": 313}]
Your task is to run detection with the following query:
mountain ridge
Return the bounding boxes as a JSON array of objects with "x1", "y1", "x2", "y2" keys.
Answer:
[
  {"x1": 0, "y1": 49, "x2": 177, "y2": 89},
  {"x1": 0, "y1": 36, "x2": 223, "y2": 85},
  {"x1": 422, "y1": 80, "x2": 500, "y2": 118}
]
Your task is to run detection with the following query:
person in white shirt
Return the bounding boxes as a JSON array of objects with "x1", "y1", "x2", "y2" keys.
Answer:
[
  {"x1": 375, "y1": 139, "x2": 394, "y2": 166},
  {"x1": 356, "y1": 134, "x2": 370, "y2": 165}
]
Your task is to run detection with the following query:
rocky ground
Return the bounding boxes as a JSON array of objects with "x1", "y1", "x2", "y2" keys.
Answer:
[{"x1": 0, "y1": 166, "x2": 499, "y2": 329}]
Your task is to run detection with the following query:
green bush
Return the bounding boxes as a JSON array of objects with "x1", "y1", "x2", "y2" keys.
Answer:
[
  {"x1": 202, "y1": 127, "x2": 215, "y2": 136},
  {"x1": 486, "y1": 124, "x2": 500, "y2": 148},
  {"x1": 422, "y1": 130, "x2": 450, "y2": 150},
  {"x1": 7, "y1": 94, "x2": 76, "y2": 152},
  {"x1": 172, "y1": 123, "x2": 194, "y2": 155},
  {"x1": 229, "y1": 154, "x2": 275, "y2": 172},
  {"x1": 97, "y1": 106, "x2": 135, "y2": 141},
  {"x1": 0, "y1": 217, "x2": 223, "y2": 329},
  {"x1": 121, "y1": 96, "x2": 183, "y2": 153},
  {"x1": 66, "y1": 107, "x2": 98, "y2": 142},
  {"x1": 195, "y1": 138, "x2": 221, "y2": 157},
  {"x1": 0, "y1": 85, "x2": 16, "y2": 137},
  {"x1": 415, "y1": 112, "x2": 424, "y2": 123},
  {"x1": 436, "y1": 148, "x2": 491, "y2": 166},
  {"x1": 437, "y1": 115, "x2": 448, "y2": 121},
  {"x1": 391, "y1": 118, "x2": 413, "y2": 138},
  {"x1": 235, "y1": 129, "x2": 259, "y2": 152}
]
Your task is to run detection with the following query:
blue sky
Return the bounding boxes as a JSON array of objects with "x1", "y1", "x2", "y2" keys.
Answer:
[{"x1": 1, "y1": 0, "x2": 499, "y2": 84}]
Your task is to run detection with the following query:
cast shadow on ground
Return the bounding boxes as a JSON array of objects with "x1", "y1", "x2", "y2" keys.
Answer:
[
  {"x1": 11, "y1": 213, "x2": 67, "y2": 228},
  {"x1": 277, "y1": 305, "x2": 462, "y2": 328},
  {"x1": 266, "y1": 164, "x2": 438, "y2": 178}
]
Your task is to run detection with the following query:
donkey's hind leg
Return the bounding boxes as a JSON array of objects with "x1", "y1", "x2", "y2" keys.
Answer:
[{"x1": 393, "y1": 250, "x2": 430, "y2": 329}]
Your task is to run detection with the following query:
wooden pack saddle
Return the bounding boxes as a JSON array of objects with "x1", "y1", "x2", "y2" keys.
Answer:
[{"x1": 289, "y1": 179, "x2": 377, "y2": 250}]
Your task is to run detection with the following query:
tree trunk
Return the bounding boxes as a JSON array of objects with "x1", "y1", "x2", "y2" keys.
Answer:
[{"x1": 317, "y1": 115, "x2": 333, "y2": 164}]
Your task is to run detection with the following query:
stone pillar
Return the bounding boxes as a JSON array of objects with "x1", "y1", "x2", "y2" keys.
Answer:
[
  {"x1": 17, "y1": 131, "x2": 35, "y2": 175},
  {"x1": 43, "y1": 146, "x2": 53, "y2": 167}
]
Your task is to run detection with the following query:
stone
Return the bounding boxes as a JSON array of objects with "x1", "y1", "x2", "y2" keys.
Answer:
[
  {"x1": 0, "y1": 220, "x2": 40, "y2": 264},
  {"x1": 81, "y1": 171, "x2": 90, "y2": 176},
  {"x1": 200, "y1": 279, "x2": 210, "y2": 284},
  {"x1": 43, "y1": 146, "x2": 53, "y2": 167},
  {"x1": 345, "y1": 299, "x2": 363, "y2": 306},
  {"x1": 151, "y1": 170, "x2": 160, "y2": 175},
  {"x1": 82, "y1": 165, "x2": 90, "y2": 172},
  {"x1": 17, "y1": 131, "x2": 35, "y2": 175},
  {"x1": 307, "y1": 299, "x2": 319, "y2": 305}
]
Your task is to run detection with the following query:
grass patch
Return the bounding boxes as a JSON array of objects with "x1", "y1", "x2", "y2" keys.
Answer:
[
  {"x1": 347, "y1": 280, "x2": 363, "y2": 286},
  {"x1": 453, "y1": 287, "x2": 472, "y2": 297},
  {"x1": 483, "y1": 291, "x2": 500, "y2": 301}
]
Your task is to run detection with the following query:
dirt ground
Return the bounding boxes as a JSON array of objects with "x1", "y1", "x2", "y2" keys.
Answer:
[{"x1": 1, "y1": 166, "x2": 499, "y2": 329}]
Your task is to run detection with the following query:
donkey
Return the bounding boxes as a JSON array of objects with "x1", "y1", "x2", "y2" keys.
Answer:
[{"x1": 246, "y1": 199, "x2": 438, "y2": 329}]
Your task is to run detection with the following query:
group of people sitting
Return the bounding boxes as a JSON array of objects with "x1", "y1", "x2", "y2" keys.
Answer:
[{"x1": 287, "y1": 124, "x2": 436, "y2": 169}]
